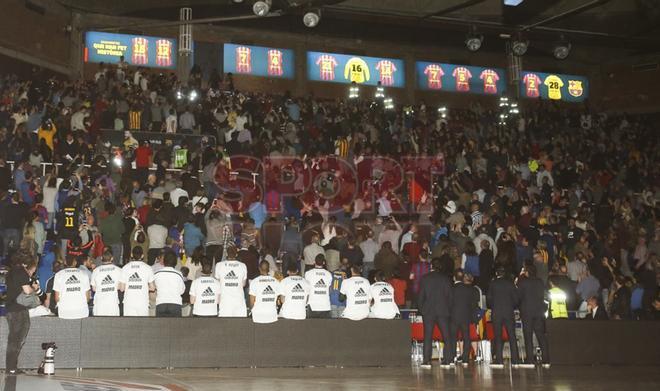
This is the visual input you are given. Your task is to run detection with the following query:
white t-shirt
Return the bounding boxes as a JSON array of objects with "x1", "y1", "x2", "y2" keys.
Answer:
[
  {"x1": 153, "y1": 267, "x2": 185, "y2": 306},
  {"x1": 249, "y1": 275, "x2": 280, "y2": 324},
  {"x1": 304, "y1": 268, "x2": 332, "y2": 311},
  {"x1": 190, "y1": 275, "x2": 221, "y2": 316},
  {"x1": 369, "y1": 281, "x2": 400, "y2": 319},
  {"x1": 53, "y1": 267, "x2": 90, "y2": 319},
  {"x1": 166, "y1": 114, "x2": 177, "y2": 133},
  {"x1": 215, "y1": 260, "x2": 248, "y2": 317},
  {"x1": 340, "y1": 276, "x2": 372, "y2": 321},
  {"x1": 90, "y1": 264, "x2": 121, "y2": 316},
  {"x1": 279, "y1": 276, "x2": 310, "y2": 320},
  {"x1": 120, "y1": 261, "x2": 155, "y2": 316}
]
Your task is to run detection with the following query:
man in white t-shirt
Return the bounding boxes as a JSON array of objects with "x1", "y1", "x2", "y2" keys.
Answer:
[
  {"x1": 90, "y1": 249, "x2": 122, "y2": 316},
  {"x1": 54, "y1": 256, "x2": 91, "y2": 319},
  {"x1": 279, "y1": 263, "x2": 310, "y2": 320},
  {"x1": 304, "y1": 254, "x2": 332, "y2": 318},
  {"x1": 165, "y1": 109, "x2": 178, "y2": 133},
  {"x1": 190, "y1": 258, "x2": 221, "y2": 317},
  {"x1": 369, "y1": 271, "x2": 400, "y2": 319},
  {"x1": 214, "y1": 246, "x2": 248, "y2": 317},
  {"x1": 303, "y1": 233, "x2": 325, "y2": 272},
  {"x1": 340, "y1": 264, "x2": 372, "y2": 321},
  {"x1": 249, "y1": 260, "x2": 280, "y2": 324},
  {"x1": 153, "y1": 250, "x2": 185, "y2": 317},
  {"x1": 120, "y1": 246, "x2": 155, "y2": 316}
]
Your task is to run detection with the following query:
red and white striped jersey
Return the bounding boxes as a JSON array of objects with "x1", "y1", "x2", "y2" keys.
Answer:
[
  {"x1": 375, "y1": 60, "x2": 397, "y2": 86},
  {"x1": 155, "y1": 39, "x2": 172, "y2": 67},
  {"x1": 267, "y1": 49, "x2": 283, "y2": 76},
  {"x1": 452, "y1": 66, "x2": 472, "y2": 92},
  {"x1": 235, "y1": 46, "x2": 252, "y2": 73},
  {"x1": 315, "y1": 54, "x2": 338, "y2": 81},
  {"x1": 131, "y1": 37, "x2": 149, "y2": 65},
  {"x1": 424, "y1": 64, "x2": 444, "y2": 89},
  {"x1": 480, "y1": 69, "x2": 499, "y2": 94}
]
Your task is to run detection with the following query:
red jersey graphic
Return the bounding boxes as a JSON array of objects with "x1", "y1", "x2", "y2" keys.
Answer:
[
  {"x1": 480, "y1": 69, "x2": 499, "y2": 94},
  {"x1": 235, "y1": 46, "x2": 252, "y2": 74},
  {"x1": 155, "y1": 39, "x2": 172, "y2": 67},
  {"x1": 131, "y1": 37, "x2": 148, "y2": 65},
  {"x1": 423, "y1": 64, "x2": 444, "y2": 89},
  {"x1": 523, "y1": 73, "x2": 541, "y2": 98},
  {"x1": 316, "y1": 54, "x2": 338, "y2": 81},
  {"x1": 375, "y1": 60, "x2": 397, "y2": 86},
  {"x1": 452, "y1": 66, "x2": 472, "y2": 92},
  {"x1": 267, "y1": 49, "x2": 283, "y2": 77}
]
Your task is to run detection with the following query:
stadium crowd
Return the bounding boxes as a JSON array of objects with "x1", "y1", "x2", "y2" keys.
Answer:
[{"x1": 0, "y1": 62, "x2": 659, "y2": 329}]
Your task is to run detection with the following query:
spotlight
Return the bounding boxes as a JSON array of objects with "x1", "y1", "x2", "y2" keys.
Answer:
[
  {"x1": 384, "y1": 98, "x2": 394, "y2": 110},
  {"x1": 465, "y1": 26, "x2": 483, "y2": 52},
  {"x1": 303, "y1": 9, "x2": 321, "y2": 28},
  {"x1": 232, "y1": 0, "x2": 245, "y2": 3},
  {"x1": 349, "y1": 84, "x2": 359, "y2": 99},
  {"x1": 437, "y1": 106, "x2": 448, "y2": 119},
  {"x1": 253, "y1": 0, "x2": 271, "y2": 17},
  {"x1": 113, "y1": 155, "x2": 123, "y2": 167},
  {"x1": 189, "y1": 90, "x2": 198, "y2": 101},
  {"x1": 511, "y1": 34, "x2": 528, "y2": 56},
  {"x1": 176, "y1": 90, "x2": 184, "y2": 100},
  {"x1": 553, "y1": 35, "x2": 571, "y2": 60}
]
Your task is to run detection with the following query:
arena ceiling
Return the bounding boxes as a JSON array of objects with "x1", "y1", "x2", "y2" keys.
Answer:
[{"x1": 57, "y1": 0, "x2": 660, "y2": 55}]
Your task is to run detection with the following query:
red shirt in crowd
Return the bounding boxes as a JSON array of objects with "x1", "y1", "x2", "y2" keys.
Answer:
[{"x1": 135, "y1": 145, "x2": 152, "y2": 168}]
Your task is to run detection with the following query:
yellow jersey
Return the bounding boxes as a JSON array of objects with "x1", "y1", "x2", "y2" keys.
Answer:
[
  {"x1": 344, "y1": 57, "x2": 370, "y2": 83},
  {"x1": 544, "y1": 75, "x2": 564, "y2": 100}
]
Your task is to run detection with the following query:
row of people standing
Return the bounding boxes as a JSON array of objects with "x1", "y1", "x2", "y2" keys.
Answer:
[
  {"x1": 35, "y1": 244, "x2": 400, "y2": 321},
  {"x1": 417, "y1": 258, "x2": 552, "y2": 368}
]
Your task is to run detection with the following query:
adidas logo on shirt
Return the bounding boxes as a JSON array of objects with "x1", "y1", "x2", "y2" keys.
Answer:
[
  {"x1": 225, "y1": 270, "x2": 238, "y2": 280},
  {"x1": 128, "y1": 272, "x2": 142, "y2": 283},
  {"x1": 101, "y1": 275, "x2": 114, "y2": 285},
  {"x1": 292, "y1": 283, "x2": 305, "y2": 293},
  {"x1": 66, "y1": 275, "x2": 80, "y2": 284},
  {"x1": 355, "y1": 288, "x2": 367, "y2": 297},
  {"x1": 379, "y1": 287, "x2": 391, "y2": 295},
  {"x1": 263, "y1": 285, "x2": 275, "y2": 295},
  {"x1": 201, "y1": 287, "x2": 215, "y2": 297},
  {"x1": 314, "y1": 279, "x2": 326, "y2": 288}
]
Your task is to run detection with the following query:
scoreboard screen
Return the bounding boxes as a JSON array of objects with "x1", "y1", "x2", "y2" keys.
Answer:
[
  {"x1": 223, "y1": 43, "x2": 295, "y2": 79},
  {"x1": 307, "y1": 51, "x2": 405, "y2": 88},
  {"x1": 519, "y1": 71, "x2": 588, "y2": 102},
  {"x1": 84, "y1": 31, "x2": 177, "y2": 69},
  {"x1": 416, "y1": 61, "x2": 507, "y2": 95}
]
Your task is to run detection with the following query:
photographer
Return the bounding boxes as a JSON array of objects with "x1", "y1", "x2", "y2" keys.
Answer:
[{"x1": 5, "y1": 249, "x2": 43, "y2": 375}]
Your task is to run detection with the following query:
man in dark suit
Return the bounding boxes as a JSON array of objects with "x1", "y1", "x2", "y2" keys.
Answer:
[
  {"x1": 418, "y1": 257, "x2": 454, "y2": 368},
  {"x1": 586, "y1": 296, "x2": 609, "y2": 320},
  {"x1": 451, "y1": 269, "x2": 480, "y2": 365},
  {"x1": 487, "y1": 266, "x2": 521, "y2": 367},
  {"x1": 517, "y1": 264, "x2": 550, "y2": 367}
]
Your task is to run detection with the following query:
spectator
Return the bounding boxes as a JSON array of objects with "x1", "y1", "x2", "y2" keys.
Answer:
[
  {"x1": 249, "y1": 260, "x2": 280, "y2": 324},
  {"x1": 279, "y1": 263, "x2": 310, "y2": 320},
  {"x1": 53, "y1": 255, "x2": 91, "y2": 319},
  {"x1": 90, "y1": 248, "x2": 121, "y2": 316},
  {"x1": 153, "y1": 250, "x2": 185, "y2": 317}
]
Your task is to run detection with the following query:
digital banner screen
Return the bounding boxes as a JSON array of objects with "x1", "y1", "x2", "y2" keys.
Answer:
[
  {"x1": 416, "y1": 61, "x2": 507, "y2": 95},
  {"x1": 307, "y1": 51, "x2": 405, "y2": 88},
  {"x1": 223, "y1": 43, "x2": 295, "y2": 79},
  {"x1": 84, "y1": 31, "x2": 177, "y2": 69},
  {"x1": 519, "y1": 71, "x2": 588, "y2": 102}
]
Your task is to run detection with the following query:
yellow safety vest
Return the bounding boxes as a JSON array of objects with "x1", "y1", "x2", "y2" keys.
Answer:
[{"x1": 549, "y1": 287, "x2": 568, "y2": 319}]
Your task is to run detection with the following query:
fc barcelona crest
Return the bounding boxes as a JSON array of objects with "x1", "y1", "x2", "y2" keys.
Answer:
[{"x1": 568, "y1": 80, "x2": 583, "y2": 97}]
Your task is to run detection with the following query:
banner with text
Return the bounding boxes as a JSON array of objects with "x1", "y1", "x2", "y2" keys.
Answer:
[
  {"x1": 84, "y1": 31, "x2": 177, "y2": 69},
  {"x1": 307, "y1": 51, "x2": 405, "y2": 88},
  {"x1": 416, "y1": 61, "x2": 507, "y2": 95},
  {"x1": 519, "y1": 71, "x2": 588, "y2": 102},
  {"x1": 223, "y1": 43, "x2": 295, "y2": 79}
]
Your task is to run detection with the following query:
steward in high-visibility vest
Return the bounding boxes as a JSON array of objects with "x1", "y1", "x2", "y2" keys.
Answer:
[{"x1": 547, "y1": 278, "x2": 568, "y2": 319}]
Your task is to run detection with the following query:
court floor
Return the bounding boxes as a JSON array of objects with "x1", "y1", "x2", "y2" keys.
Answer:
[{"x1": 2, "y1": 365, "x2": 659, "y2": 390}]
